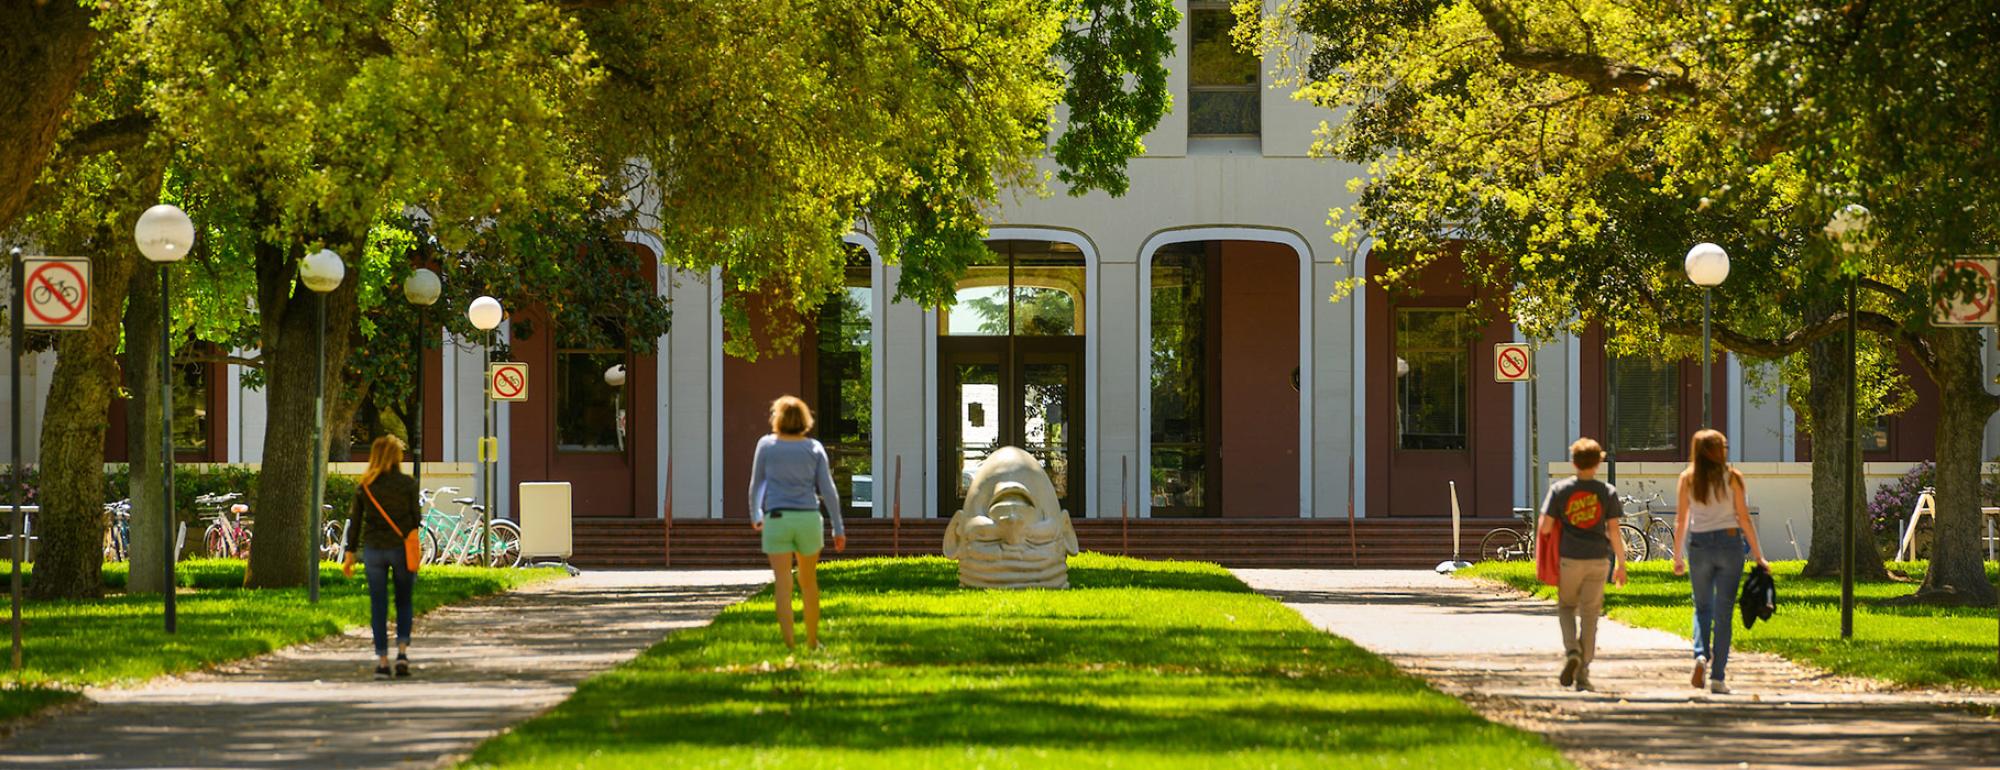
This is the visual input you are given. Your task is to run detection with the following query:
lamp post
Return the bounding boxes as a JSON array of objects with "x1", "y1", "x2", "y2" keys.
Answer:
[
  {"x1": 1823, "y1": 203, "x2": 1871, "y2": 641},
  {"x1": 467, "y1": 296, "x2": 503, "y2": 565},
  {"x1": 299, "y1": 249, "x2": 344, "y2": 604},
  {"x1": 605, "y1": 364, "x2": 627, "y2": 452},
  {"x1": 1685, "y1": 242, "x2": 1731, "y2": 429},
  {"x1": 134, "y1": 204, "x2": 195, "y2": 632},
  {"x1": 402, "y1": 269, "x2": 441, "y2": 491},
  {"x1": 8, "y1": 247, "x2": 22, "y2": 668}
]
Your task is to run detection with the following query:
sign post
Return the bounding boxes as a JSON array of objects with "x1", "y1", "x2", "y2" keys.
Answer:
[
  {"x1": 10, "y1": 252, "x2": 93, "y2": 669},
  {"x1": 1495, "y1": 342, "x2": 1538, "y2": 521},
  {"x1": 483, "y1": 361, "x2": 526, "y2": 565}
]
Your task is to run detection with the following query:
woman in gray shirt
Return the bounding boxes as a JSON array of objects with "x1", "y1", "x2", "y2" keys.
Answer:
[{"x1": 748, "y1": 395, "x2": 847, "y2": 648}]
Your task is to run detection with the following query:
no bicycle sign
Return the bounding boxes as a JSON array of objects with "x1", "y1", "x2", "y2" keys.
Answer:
[
  {"x1": 488, "y1": 362, "x2": 530, "y2": 402},
  {"x1": 20, "y1": 257, "x2": 91, "y2": 330},
  {"x1": 1493, "y1": 342, "x2": 1533, "y2": 383}
]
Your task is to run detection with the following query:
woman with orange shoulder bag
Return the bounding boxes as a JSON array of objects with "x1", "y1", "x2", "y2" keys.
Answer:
[{"x1": 342, "y1": 435, "x2": 425, "y2": 679}]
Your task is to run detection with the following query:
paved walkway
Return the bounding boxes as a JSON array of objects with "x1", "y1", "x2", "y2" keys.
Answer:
[
  {"x1": 0, "y1": 569, "x2": 767, "y2": 769},
  {"x1": 1235, "y1": 569, "x2": 2000, "y2": 770}
]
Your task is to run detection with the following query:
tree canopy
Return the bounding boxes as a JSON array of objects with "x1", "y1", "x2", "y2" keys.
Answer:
[{"x1": 1257, "y1": 0, "x2": 2000, "y2": 602}]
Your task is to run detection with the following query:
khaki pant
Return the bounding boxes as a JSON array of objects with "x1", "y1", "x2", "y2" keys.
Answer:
[{"x1": 1557, "y1": 557, "x2": 1611, "y2": 666}]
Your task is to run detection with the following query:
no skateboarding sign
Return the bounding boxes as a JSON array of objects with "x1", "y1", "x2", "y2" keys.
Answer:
[
  {"x1": 20, "y1": 257, "x2": 90, "y2": 330},
  {"x1": 1494, "y1": 343, "x2": 1533, "y2": 382},
  {"x1": 488, "y1": 362, "x2": 529, "y2": 402}
]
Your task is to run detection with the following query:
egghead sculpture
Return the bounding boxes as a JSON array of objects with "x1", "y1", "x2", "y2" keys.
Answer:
[{"x1": 942, "y1": 446, "x2": 1080, "y2": 588}]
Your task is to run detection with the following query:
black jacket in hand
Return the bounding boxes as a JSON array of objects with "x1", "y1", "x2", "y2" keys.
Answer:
[
  {"x1": 346, "y1": 469, "x2": 424, "y2": 553},
  {"x1": 1739, "y1": 564, "x2": 1777, "y2": 629}
]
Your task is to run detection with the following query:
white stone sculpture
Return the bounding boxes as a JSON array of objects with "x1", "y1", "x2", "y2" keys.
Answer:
[{"x1": 942, "y1": 446, "x2": 1080, "y2": 589}]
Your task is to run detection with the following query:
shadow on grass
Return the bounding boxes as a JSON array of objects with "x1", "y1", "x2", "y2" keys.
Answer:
[
  {"x1": 468, "y1": 556, "x2": 1565, "y2": 768},
  {"x1": 815, "y1": 554, "x2": 1253, "y2": 596},
  {"x1": 3, "y1": 562, "x2": 554, "y2": 710}
]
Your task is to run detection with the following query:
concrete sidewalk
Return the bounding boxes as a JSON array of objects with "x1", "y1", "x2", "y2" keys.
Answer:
[
  {"x1": 0, "y1": 569, "x2": 766, "y2": 769},
  {"x1": 1236, "y1": 569, "x2": 2000, "y2": 770}
]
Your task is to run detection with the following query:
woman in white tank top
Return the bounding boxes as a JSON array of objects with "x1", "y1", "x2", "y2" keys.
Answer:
[{"x1": 1672, "y1": 429, "x2": 1770, "y2": 695}]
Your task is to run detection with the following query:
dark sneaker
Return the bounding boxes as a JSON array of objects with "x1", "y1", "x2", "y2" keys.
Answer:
[
  {"x1": 395, "y1": 657, "x2": 411, "y2": 679},
  {"x1": 1691, "y1": 656, "x2": 1708, "y2": 689},
  {"x1": 374, "y1": 665, "x2": 392, "y2": 680},
  {"x1": 1559, "y1": 653, "x2": 1582, "y2": 688}
]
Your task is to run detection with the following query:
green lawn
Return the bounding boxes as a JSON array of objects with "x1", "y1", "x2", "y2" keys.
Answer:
[
  {"x1": 1, "y1": 559, "x2": 560, "y2": 722},
  {"x1": 1461, "y1": 560, "x2": 2000, "y2": 690},
  {"x1": 462, "y1": 555, "x2": 1570, "y2": 770}
]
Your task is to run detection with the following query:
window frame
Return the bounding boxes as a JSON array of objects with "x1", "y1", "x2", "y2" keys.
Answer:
[
  {"x1": 805, "y1": 252, "x2": 877, "y2": 511},
  {"x1": 1147, "y1": 241, "x2": 1224, "y2": 518},
  {"x1": 1393, "y1": 307, "x2": 1472, "y2": 452},
  {"x1": 1186, "y1": 1, "x2": 1261, "y2": 139},
  {"x1": 1605, "y1": 354, "x2": 1683, "y2": 457}
]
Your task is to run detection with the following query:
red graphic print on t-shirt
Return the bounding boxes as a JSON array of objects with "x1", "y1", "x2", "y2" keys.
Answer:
[{"x1": 1563, "y1": 491, "x2": 1603, "y2": 530}]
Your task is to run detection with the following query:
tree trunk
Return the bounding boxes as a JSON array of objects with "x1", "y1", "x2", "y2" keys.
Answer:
[
  {"x1": 1910, "y1": 327, "x2": 1999, "y2": 605},
  {"x1": 24, "y1": 158, "x2": 157, "y2": 600},
  {"x1": 0, "y1": 1, "x2": 97, "y2": 232},
  {"x1": 1800, "y1": 335, "x2": 1890, "y2": 580},
  {"x1": 244, "y1": 242, "x2": 359, "y2": 589},
  {"x1": 123, "y1": 253, "x2": 167, "y2": 594}
]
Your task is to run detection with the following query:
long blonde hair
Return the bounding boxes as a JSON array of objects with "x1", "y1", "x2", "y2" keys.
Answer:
[
  {"x1": 1687, "y1": 429, "x2": 1734, "y2": 505},
  {"x1": 359, "y1": 435, "x2": 406, "y2": 487}
]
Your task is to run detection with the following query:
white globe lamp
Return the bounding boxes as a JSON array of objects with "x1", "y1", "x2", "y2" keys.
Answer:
[
  {"x1": 1823, "y1": 204, "x2": 1872, "y2": 253},
  {"x1": 299, "y1": 249, "x2": 345, "y2": 293},
  {"x1": 604, "y1": 364, "x2": 627, "y2": 388},
  {"x1": 134, "y1": 204, "x2": 196, "y2": 264},
  {"x1": 467, "y1": 295, "x2": 504, "y2": 331},
  {"x1": 403, "y1": 268, "x2": 441, "y2": 306},
  {"x1": 1684, "y1": 242, "x2": 1730, "y2": 287}
]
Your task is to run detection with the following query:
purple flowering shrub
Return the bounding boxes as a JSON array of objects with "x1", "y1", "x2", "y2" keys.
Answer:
[{"x1": 1868, "y1": 461, "x2": 2000, "y2": 546}]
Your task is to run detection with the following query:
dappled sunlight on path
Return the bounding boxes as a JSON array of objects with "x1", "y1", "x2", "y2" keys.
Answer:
[
  {"x1": 1237, "y1": 569, "x2": 2000, "y2": 770},
  {"x1": 0, "y1": 570, "x2": 764, "y2": 769}
]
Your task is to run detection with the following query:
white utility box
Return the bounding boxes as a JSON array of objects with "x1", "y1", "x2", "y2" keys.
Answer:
[{"x1": 517, "y1": 482, "x2": 573, "y2": 562}]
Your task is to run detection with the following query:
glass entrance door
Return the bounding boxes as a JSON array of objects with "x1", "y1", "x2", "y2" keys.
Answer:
[{"x1": 939, "y1": 338, "x2": 1084, "y2": 516}]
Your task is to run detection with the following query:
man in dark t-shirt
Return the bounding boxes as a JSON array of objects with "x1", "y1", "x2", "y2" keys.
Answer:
[{"x1": 1538, "y1": 437, "x2": 1627, "y2": 691}]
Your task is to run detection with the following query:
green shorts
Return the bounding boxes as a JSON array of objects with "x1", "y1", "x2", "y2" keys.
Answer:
[{"x1": 761, "y1": 509, "x2": 825, "y2": 555}]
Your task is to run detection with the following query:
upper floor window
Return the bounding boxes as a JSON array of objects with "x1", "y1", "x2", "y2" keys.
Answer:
[
  {"x1": 1188, "y1": 1, "x2": 1260, "y2": 138},
  {"x1": 1609, "y1": 356, "x2": 1680, "y2": 454}
]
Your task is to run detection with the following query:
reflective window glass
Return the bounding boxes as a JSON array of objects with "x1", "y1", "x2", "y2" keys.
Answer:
[
  {"x1": 1150, "y1": 243, "x2": 1208, "y2": 514},
  {"x1": 816, "y1": 254, "x2": 874, "y2": 508},
  {"x1": 1396, "y1": 309, "x2": 1469, "y2": 451}
]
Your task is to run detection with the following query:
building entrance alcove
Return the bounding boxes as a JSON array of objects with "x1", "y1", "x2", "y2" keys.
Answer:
[
  {"x1": 938, "y1": 240, "x2": 1086, "y2": 516},
  {"x1": 1143, "y1": 239, "x2": 1301, "y2": 518}
]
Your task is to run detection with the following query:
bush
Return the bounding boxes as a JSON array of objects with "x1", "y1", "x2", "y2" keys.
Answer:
[{"x1": 1867, "y1": 461, "x2": 2000, "y2": 548}]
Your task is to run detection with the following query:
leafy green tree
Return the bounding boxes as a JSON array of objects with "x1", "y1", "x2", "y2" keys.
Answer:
[
  {"x1": 570, "y1": 0, "x2": 1177, "y2": 356},
  {"x1": 9, "y1": 0, "x2": 1178, "y2": 594},
  {"x1": 1258, "y1": 0, "x2": 1999, "y2": 602},
  {"x1": 119, "y1": 0, "x2": 597, "y2": 588},
  {"x1": 0, "y1": 0, "x2": 101, "y2": 233}
]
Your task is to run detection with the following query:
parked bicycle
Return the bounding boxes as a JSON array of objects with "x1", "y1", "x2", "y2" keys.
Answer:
[
  {"x1": 1620, "y1": 490, "x2": 1676, "y2": 560},
  {"x1": 102, "y1": 499, "x2": 132, "y2": 562},
  {"x1": 198, "y1": 492, "x2": 253, "y2": 559},
  {"x1": 319, "y1": 504, "x2": 345, "y2": 563},
  {"x1": 418, "y1": 486, "x2": 521, "y2": 567},
  {"x1": 1481, "y1": 505, "x2": 1651, "y2": 562}
]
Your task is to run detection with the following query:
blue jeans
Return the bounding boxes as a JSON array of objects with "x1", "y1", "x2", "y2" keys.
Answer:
[
  {"x1": 1688, "y1": 530, "x2": 1746, "y2": 681},
  {"x1": 363, "y1": 547, "x2": 415, "y2": 657}
]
